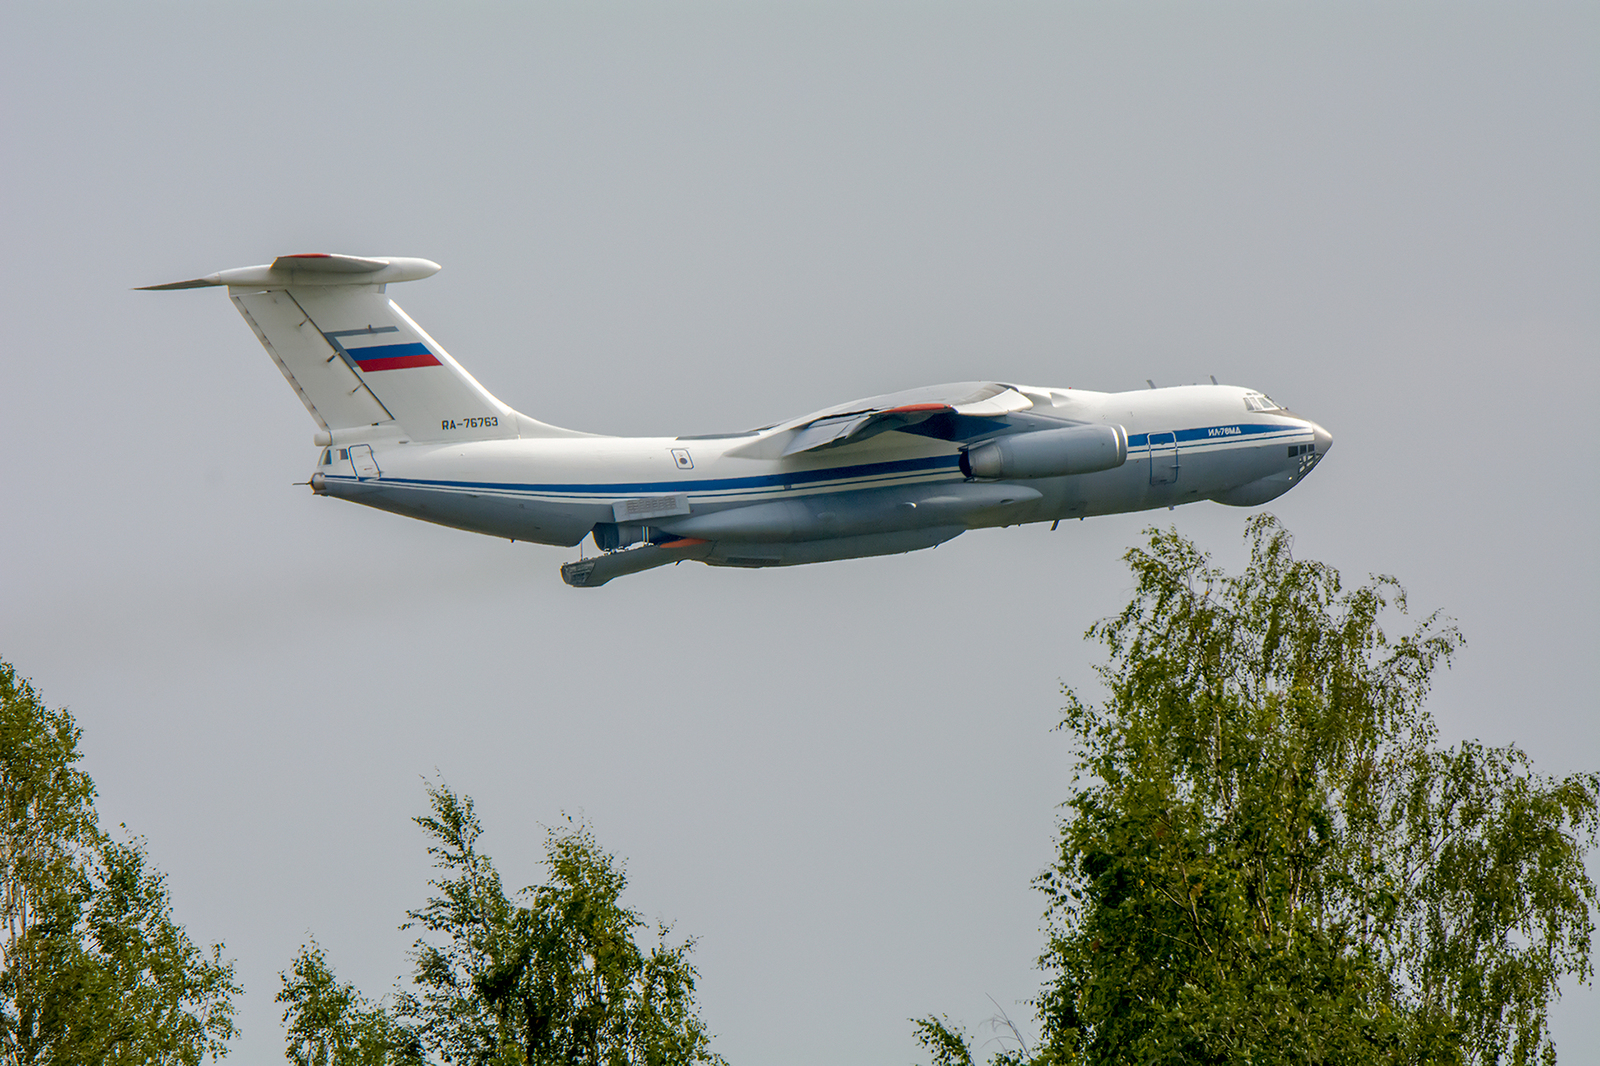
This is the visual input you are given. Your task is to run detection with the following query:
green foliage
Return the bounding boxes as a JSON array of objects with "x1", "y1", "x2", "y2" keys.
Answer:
[
  {"x1": 913, "y1": 1005, "x2": 1034, "y2": 1066},
  {"x1": 278, "y1": 941, "x2": 420, "y2": 1066},
  {"x1": 1027, "y1": 516, "x2": 1599, "y2": 1066},
  {"x1": 285, "y1": 782, "x2": 723, "y2": 1066},
  {"x1": 912, "y1": 1015, "x2": 978, "y2": 1066},
  {"x1": 0, "y1": 659, "x2": 240, "y2": 1065},
  {"x1": 916, "y1": 517, "x2": 1599, "y2": 1066}
]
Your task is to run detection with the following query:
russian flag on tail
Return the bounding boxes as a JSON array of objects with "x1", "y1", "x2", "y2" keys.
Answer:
[
  {"x1": 343, "y1": 341, "x2": 440, "y2": 372},
  {"x1": 324, "y1": 328, "x2": 442, "y2": 372}
]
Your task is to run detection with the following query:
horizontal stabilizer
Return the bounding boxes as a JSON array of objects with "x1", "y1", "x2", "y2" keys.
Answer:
[
  {"x1": 138, "y1": 255, "x2": 440, "y2": 291},
  {"x1": 137, "y1": 276, "x2": 226, "y2": 291},
  {"x1": 270, "y1": 253, "x2": 390, "y2": 274}
]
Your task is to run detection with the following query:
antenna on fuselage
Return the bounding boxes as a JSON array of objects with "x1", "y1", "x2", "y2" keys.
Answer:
[{"x1": 1146, "y1": 379, "x2": 1156, "y2": 389}]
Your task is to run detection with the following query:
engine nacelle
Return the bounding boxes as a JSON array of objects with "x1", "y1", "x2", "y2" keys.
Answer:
[
  {"x1": 591, "y1": 522, "x2": 643, "y2": 551},
  {"x1": 960, "y1": 424, "x2": 1128, "y2": 480}
]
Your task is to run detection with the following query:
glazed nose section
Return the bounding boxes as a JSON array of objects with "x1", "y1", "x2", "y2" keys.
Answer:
[
  {"x1": 1279, "y1": 410, "x2": 1332, "y2": 459},
  {"x1": 1311, "y1": 420, "x2": 1332, "y2": 457}
]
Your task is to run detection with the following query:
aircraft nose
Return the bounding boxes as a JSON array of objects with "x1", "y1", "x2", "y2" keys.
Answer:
[{"x1": 1279, "y1": 410, "x2": 1332, "y2": 458}]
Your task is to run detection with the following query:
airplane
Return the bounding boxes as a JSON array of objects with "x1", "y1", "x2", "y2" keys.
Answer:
[{"x1": 143, "y1": 253, "x2": 1331, "y2": 587}]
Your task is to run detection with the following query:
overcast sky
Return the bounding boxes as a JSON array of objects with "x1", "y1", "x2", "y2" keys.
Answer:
[{"x1": 3, "y1": 3, "x2": 1597, "y2": 1063}]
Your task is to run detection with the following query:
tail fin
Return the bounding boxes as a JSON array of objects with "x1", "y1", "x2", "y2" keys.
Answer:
[{"x1": 142, "y1": 254, "x2": 577, "y2": 441}]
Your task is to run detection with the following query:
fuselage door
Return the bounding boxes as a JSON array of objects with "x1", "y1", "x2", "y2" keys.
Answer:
[
  {"x1": 1149, "y1": 432, "x2": 1178, "y2": 485},
  {"x1": 350, "y1": 444, "x2": 381, "y2": 481}
]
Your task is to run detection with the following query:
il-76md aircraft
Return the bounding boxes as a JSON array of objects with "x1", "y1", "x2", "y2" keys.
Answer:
[{"x1": 144, "y1": 253, "x2": 1331, "y2": 587}]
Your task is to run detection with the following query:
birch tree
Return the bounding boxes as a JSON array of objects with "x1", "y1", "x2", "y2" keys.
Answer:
[
  {"x1": 0, "y1": 660, "x2": 239, "y2": 1064},
  {"x1": 920, "y1": 517, "x2": 1598, "y2": 1066},
  {"x1": 281, "y1": 784, "x2": 723, "y2": 1066}
]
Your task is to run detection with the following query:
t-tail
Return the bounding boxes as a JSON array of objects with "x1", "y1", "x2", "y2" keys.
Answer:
[{"x1": 140, "y1": 253, "x2": 579, "y2": 443}]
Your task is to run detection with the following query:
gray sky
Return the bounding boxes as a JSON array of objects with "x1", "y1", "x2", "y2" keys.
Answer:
[{"x1": 3, "y1": 3, "x2": 1597, "y2": 1062}]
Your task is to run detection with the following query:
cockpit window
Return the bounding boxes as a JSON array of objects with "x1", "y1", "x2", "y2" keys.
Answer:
[{"x1": 1243, "y1": 392, "x2": 1282, "y2": 412}]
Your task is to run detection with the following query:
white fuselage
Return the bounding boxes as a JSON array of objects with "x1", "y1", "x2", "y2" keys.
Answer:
[{"x1": 311, "y1": 383, "x2": 1329, "y2": 551}]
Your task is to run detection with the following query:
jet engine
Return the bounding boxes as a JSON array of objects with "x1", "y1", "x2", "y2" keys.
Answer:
[{"x1": 960, "y1": 424, "x2": 1127, "y2": 480}]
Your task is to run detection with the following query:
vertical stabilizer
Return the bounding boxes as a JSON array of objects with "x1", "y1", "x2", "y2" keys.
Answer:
[
  {"x1": 142, "y1": 254, "x2": 582, "y2": 441},
  {"x1": 229, "y1": 287, "x2": 394, "y2": 431},
  {"x1": 231, "y1": 285, "x2": 520, "y2": 440}
]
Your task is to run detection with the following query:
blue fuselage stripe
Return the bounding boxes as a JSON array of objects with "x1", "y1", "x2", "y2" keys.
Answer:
[
  {"x1": 1126, "y1": 422, "x2": 1290, "y2": 447},
  {"x1": 332, "y1": 421, "x2": 1305, "y2": 499}
]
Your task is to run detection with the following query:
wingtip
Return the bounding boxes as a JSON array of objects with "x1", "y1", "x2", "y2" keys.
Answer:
[{"x1": 135, "y1": 277, "x2": 222, "y2": 291}]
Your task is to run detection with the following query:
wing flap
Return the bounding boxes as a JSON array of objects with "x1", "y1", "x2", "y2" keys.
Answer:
[
  {"x1": 779, "y1": 403, "x2": 951, "y2": 456},
  {"x1": 777, "y1": 387, "x2": 1033, "y2": 456},
  {"x1": 952, "y1": 388, "x2": 1032, "y2": 417}
]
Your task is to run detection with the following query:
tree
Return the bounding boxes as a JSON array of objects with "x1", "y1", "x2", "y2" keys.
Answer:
[
  {"x1": 281, "y1": 782, "x2": 724, "y2": 1066},
  {"x1": 0, "y1": 659, "x2": 240, "y2": 1064},
  {"x1": 278, "y1": 941, "x2": 420, "y2": 1066},
  {"x1": 917, "y1": 517, "x2": 1599, "y2": 1066}
]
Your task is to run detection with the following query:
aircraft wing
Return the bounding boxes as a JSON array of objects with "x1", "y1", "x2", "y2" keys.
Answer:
[
  {"x1": 781, "y1": 402, "x2": 951, "y2": 455},
  {"x1": 778, "y1": 383, "x2": 1034, "y2": 456}
]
